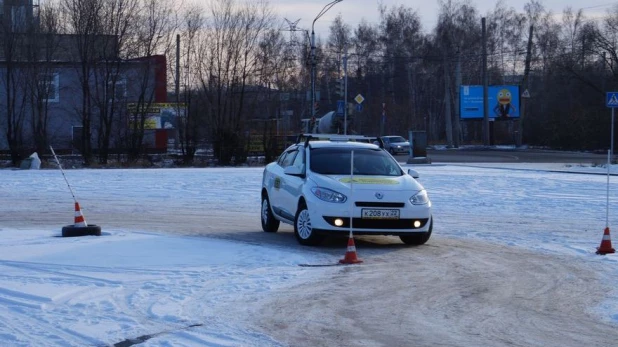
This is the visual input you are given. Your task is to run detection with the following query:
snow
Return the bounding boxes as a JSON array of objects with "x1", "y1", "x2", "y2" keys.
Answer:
[{"x1": 1, "y1": 161, "x2": 618, "y2": 346}]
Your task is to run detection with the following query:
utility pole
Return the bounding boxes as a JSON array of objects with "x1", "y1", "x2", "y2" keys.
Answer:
[
  {"x1": 518, "y1": 25, "x2": 534, "y2": 148},
  {"x1": 443, "y1": 48, "x2": 453, "y2": 148},
  {"x1": 175, "y1": 34, "x2": 181, "y2": 150},
  {"x1": 176, "y1": 34, "x2": 180, "y2": 101},
  {"x1": 310, "y1": 29, "x2": 316, "y2": 119},
  {"x1": 343, "y1": 44, "x2": 348, "y2": 134},
  {"x1": 482, "y1": 17, "x2": 489, "y2": 146},
  {"x1": 454, "y1": 49, "x2": 462, "y2": 148},
  {"x1": 310, "y1": 0, "x2": 343, "y2": 120},
  {"x1": 283, "y1": 18, "x2": 305, "y2": 131}
]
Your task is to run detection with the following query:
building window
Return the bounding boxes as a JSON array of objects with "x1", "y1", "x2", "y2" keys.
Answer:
[
  {"x1": 40, "y1": 73, "x2": 59, "y2": 103},
  {"x1": 11, "y1": 5, "x2": 26, "y2": 32},
  {"x1": 108, "y1": 77, "x2": 127, "y2": 101}
]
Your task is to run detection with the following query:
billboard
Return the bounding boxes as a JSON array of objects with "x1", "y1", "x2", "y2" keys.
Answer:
[
  {"x1": 460, "y1": 85, "x2": 520, "y2": 119},
  {"x1": 127, "y1": 103, "x2": 187, "y2": 129}
]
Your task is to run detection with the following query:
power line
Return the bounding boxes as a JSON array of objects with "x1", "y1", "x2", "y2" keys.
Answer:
[{"x1": 580, "y1": 2, "x2": 618, "y2": 10}]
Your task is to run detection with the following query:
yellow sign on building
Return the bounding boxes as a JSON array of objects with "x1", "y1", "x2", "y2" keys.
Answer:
[{"x1": 127, "y1": 103, "x2": 186, "y2": 129}]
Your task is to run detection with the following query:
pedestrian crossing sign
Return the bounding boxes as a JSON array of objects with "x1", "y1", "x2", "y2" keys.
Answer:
[
  {"x1": 336, "y1": 100, "x2": 345, "y2": 115},
  {"x1": 607, "y1": 92, "x2": 618, "y2": 108}
]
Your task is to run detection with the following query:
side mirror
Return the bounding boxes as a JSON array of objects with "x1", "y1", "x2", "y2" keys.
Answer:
[
  {"x1": 407, "y1": 168, "x2": 420, "y2": 178},
  {"x1": 284, "y1": 165, "x2": 305, "y2": 177}
]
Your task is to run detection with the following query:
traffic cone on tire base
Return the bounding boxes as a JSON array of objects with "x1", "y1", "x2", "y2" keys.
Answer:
[
  {"x1": 339, "y1": 235, "x2": 363, "y2": 264},
  {"x1": 597, "y1": 227, "x2": 615, "y2": 255},
  {"x1": 61, "y1": 201, "x2": 101, "y2": 237},
  {"x1": 73, "y1": 202, "x2": 88, "y2": 227}
]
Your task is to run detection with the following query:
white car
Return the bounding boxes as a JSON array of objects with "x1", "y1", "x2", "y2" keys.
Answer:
[
  {"x1": 261, "y1": 134, "x2": 433, "y2": 246},
  {"x1": 380, "y1": 135, "x2": 410, "y2": 155}
]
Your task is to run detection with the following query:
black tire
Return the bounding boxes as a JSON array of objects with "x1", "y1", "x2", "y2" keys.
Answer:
[
  {"x1": 62, "y1": 225, "x2": 102, "y2": 237},
  {"x1": 261, "y1": 195, "x2": 280, "y2": 232},
  {"x1": 399, "y1": 218, "x2": 433, "y2": 245},
  {"x1": 389, "y1": 148, "x2": 395, "y2": 155},
  {"x1": 294, "y1": 203, "x2": 324, "y2": 246}
]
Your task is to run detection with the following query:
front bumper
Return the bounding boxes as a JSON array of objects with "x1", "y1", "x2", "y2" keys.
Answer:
[
  {"x1": 322, "y1": 216, "x2": 429, "y2": 229},
  {"x1": 320, "y1": 216, "x2": 430, "y2": 235},
  {"x1": 306, "y1": 201, "x2": 431, "y2": 235},
  {"x1": 391, "y1": 147, "x2": 409, "y2": 154}
]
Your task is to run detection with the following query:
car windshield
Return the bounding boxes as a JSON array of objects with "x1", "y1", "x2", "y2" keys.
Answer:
[
  {"x1": 386, "y1": 136, "x2": 407, "y2": 143},
  {"x1": 310, "y1": 147, "x2": 403, "y2": 176}
]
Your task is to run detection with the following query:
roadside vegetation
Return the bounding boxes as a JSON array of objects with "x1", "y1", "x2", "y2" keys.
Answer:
[{"x1": 2, "y1": 0, "x2": 618, "y2": 167}]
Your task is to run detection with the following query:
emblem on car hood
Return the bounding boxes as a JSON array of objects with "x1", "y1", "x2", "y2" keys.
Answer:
[{"x1": 375, "y1": 192, "x2": 384, "y2": 199}]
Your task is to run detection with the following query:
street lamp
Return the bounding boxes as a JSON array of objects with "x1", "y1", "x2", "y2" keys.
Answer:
[{"x1": 311, "y1": 0, "x2": 343, "y2": 120}]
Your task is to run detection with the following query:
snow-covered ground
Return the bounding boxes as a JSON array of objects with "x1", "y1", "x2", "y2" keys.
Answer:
[{"x1": 1, "y1": 161, "x2": 618, "y2": 346}]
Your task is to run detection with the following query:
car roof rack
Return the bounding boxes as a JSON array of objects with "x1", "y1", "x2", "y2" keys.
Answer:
[{"x1": 296, "y1": 133, "x2": 384, "y2": 148}]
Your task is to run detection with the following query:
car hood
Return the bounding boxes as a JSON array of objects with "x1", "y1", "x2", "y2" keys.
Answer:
[
  {"x1": 390, "y1": 141, "x2": 410, "y2": 146},
  {"x1": 309, "y1": 173, "x2": 424, "y2": 192}
]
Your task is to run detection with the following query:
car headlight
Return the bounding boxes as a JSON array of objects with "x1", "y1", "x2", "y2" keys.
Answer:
[
  {"x1": 410, "y1": 189, "x2": 429, "y2": 205},
  {"x1": 311, "y1": 187, "x2": 347, "y2": 203}
]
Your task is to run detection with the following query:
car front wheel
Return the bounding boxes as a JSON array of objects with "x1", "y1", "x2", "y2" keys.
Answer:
[
  {"x1": 294, "y1": 203, "x2": 324, "y2": 246},
  {"x1": 261, "y1": 195, "x2": 280, "y2": 232},
  {"x1": 399, "y1": 218, "x2": 433, "y2": 245}
]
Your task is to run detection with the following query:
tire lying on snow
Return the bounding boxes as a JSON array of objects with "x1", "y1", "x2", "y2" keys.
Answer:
[{"x1": 62, "y1": 225, "x2": 102, "y2": 237}]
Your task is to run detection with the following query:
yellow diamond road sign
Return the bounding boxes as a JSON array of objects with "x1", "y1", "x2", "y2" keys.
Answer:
[{"x1": 354, "y1": 94, "x2": 365, "y2": 104}]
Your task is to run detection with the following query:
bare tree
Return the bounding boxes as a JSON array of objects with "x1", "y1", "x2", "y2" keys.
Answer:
[
  {"x1": 124, "y1": 0, "x2": 177, "y2": 162},
  {"x1": 587, "y1": 6, "x2": 618, "y2": 79},
  {"x1": 378, "y1": 4, "x2": 424, "y2": 136},
  {"x1": 176, "y1": 3, "x2": 204, "y2": 165},
  {"x1": 27, "y1": 3, "x2": 64, "y2": 156},
  {"x1": 254, "y1": 28, "x2": 297, "y2": 162},
  {"x1": 195, "y1": 0, "x2": 275, "y2": 165},
  {"x1": 91, "y1": 0, "x2": 140, "y2": 164},
  {"x1": 487, "y1": 0, "x2": 527, "y2": 80},
  {"x1": 60, "y1": 0, "x2": 106, "y2": 166},
  {"x1": 0, "y1": 1, "x2": 33, "y2": 165},
  {"x1": 321, "y1": 15, "x2": 351, "y2": 131},
  {"x1": 349, "y1": 20, "x2": 380, "y2": 134},
  {"x1": 433, "y1": 0, "x2": 480, "y2": 146}
]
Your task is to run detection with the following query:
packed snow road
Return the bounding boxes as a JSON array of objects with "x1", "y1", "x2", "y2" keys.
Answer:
[
  {"x1": 1, "y1": 165, "x2": 618, "y2": 346},
  {"x1": 251, "y1": 238, "x2": 617, "y2": 347}
]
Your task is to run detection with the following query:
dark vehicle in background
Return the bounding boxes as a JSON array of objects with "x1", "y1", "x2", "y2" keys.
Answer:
[{"x1": 380, "y1": 136, "x2": 410, "y2": 155}]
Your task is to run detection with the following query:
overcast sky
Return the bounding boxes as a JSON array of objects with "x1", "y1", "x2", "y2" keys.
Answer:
[{"x1": 269, "y1": 0, "x2": 615, "y2": 39}]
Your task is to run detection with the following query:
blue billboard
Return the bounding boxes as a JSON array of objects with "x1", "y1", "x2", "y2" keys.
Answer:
[{"x1": 460, "y1": 85, "x2": 520, "y2": 119}]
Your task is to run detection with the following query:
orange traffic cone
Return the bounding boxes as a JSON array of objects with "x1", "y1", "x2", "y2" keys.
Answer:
[
  {"x1": 73, "y1": 202, "x2": 88, "y2": 227},
  {"x1": 339, "y1": 235, "x2": 363, "y2": 264},
  {"x1": 596, "y1": 227, "x2": 615, "y2": 255}
]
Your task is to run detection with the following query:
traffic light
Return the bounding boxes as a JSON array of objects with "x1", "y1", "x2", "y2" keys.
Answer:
[{"x1": 335, "y1": 78, "x2": 344, "y2": 97}]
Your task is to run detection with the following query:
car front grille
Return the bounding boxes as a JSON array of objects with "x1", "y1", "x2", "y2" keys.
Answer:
[
  {"x1": 355, "y1": 201, "x2": 405, "y2": 208},
  {"x1": 323, "y1": 217, "x2": 429, "y2": 229}
]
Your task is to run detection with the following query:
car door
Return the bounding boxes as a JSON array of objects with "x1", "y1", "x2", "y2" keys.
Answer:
[
  {"x1": 267, "y1": 150, "x2": 290, "y2": 216},
  {"x1": 280, "y1": 146, "x2": 306, "y2": 220},
  {"x1": 270, "y1": 147, "x2": 298, "y2": 221}
]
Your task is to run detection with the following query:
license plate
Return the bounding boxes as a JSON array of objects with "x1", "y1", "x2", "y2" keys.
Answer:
[{"x1": 361, "y1": 209, "x2": 400, "y2": 219}]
